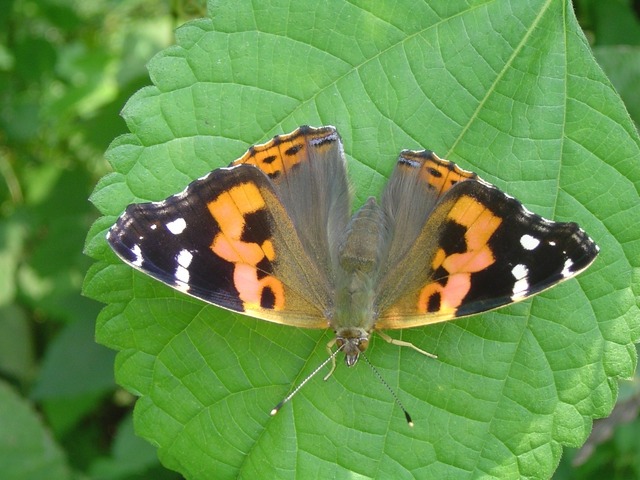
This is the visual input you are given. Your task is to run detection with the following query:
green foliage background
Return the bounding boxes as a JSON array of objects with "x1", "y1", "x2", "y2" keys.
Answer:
[{"x1": 1, "y1": 0, "x2": 639, "y2": 479}]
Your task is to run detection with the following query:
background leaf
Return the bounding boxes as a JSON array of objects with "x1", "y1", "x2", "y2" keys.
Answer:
[
  {"x1": 1, "y1": 0, "x2": 198, "y2": 477},
  {"x1": 0, "y1": 381, "x2": 70, "y2": 479},
  {"x1": 85, "y1": 0, "x2": 640, "y2": 478}
]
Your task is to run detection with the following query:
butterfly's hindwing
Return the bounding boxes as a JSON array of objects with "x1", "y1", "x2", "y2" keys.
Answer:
[
  {"x1": 380, "y1": 150, "x2": 478, "y2": 271},
  {"x1": 232, "y1": 126, "x2": 351, "y2": 281}
]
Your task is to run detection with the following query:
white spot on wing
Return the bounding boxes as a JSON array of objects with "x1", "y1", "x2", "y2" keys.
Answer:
[
  {"x1": 512, "y1": 264, "x2": 528, "y2": 280},
  {"x1": 561, "y1": 258, "x2": 574, "y2": 278},
  {"x1": 166, "y1": 218, "x2": 187, "y2": 235},
  {"x1": 511, "y1": 264, "x2": 529, "y2": 300},
  {"x1": 520, "y1": 234, "x2": 541, "y2": 251},
  {"x1": 177, "y1": 249, "x2": 193, "y2": 267},
  {"x1": 131, "y1": 244, "x2": 143, "y2": 267},
  {"x1": 175, "y1": 249, "x2": 193, "y2": 283},
  {"x1": 174, "y1": 283, "x2": 191, "y2": 293}
]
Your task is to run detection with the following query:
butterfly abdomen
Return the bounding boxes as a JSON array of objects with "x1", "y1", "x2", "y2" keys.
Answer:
[
  {"x1": 337, "y1": 197, "x2": 388, "y2": 273},
  {"x1": 331, "y1": 196, "x2": 390, "y2": 335}
]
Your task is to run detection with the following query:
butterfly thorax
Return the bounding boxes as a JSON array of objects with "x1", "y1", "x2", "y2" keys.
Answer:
[{"x1": 333, "y1": 197, "x2": 388, "y2": 366}]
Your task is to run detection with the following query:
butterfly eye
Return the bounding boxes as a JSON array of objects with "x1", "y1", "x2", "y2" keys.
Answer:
[
  {"x1": 336, "y1": 338, "x2": 345, "y2": 348},
  {"x1": 357, "y1": 338, "x2": 369, "y2": 352}
]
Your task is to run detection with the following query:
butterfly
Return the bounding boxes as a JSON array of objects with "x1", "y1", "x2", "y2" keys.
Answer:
[{"x1": 107, "y1": 125, "x2": 598, "y2": 394}]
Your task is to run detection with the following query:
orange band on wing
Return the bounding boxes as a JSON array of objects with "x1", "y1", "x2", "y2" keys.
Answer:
[
  {"x1": 418, "y1": 194, "x2": 502, "y2": 313},
  {"x1": 233, "y1": 126, "x2": 338, "y2": 180},
  {"x1": 207, "y1": 182, "x2": 285, "y2": 310}
]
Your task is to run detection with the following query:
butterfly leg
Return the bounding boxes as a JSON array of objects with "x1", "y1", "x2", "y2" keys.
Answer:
[
  {"x1": 323, "y1": 338, "x2": 337, "y2": 381},
  {"x1": 377, "y1": 331, "x2": 438, "y2": 359}
]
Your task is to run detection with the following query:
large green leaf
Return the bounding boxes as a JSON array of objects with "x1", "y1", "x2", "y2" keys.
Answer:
[{"x1": 84, "y1": 0, "x2": 640, "y2": 478}]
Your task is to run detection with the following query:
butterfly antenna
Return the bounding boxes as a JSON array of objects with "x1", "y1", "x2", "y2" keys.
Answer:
[
  {"x1": 270, "y1": 343, "x2": 344, "y2": 416},
  {"x1": 361, "y1": 353, "x2": 414, "y2": 427}
]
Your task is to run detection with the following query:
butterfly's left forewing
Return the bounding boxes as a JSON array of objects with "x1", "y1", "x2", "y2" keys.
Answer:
[
  {"x1": 375, "y1": 154, "x2": 599, "y2": 329},
  {"x1": 108, "y1": 164, "x2": 332, "y2": 328},
  {"x1": 108, "y1": 126, "x2": 357, "y2": 328}
]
